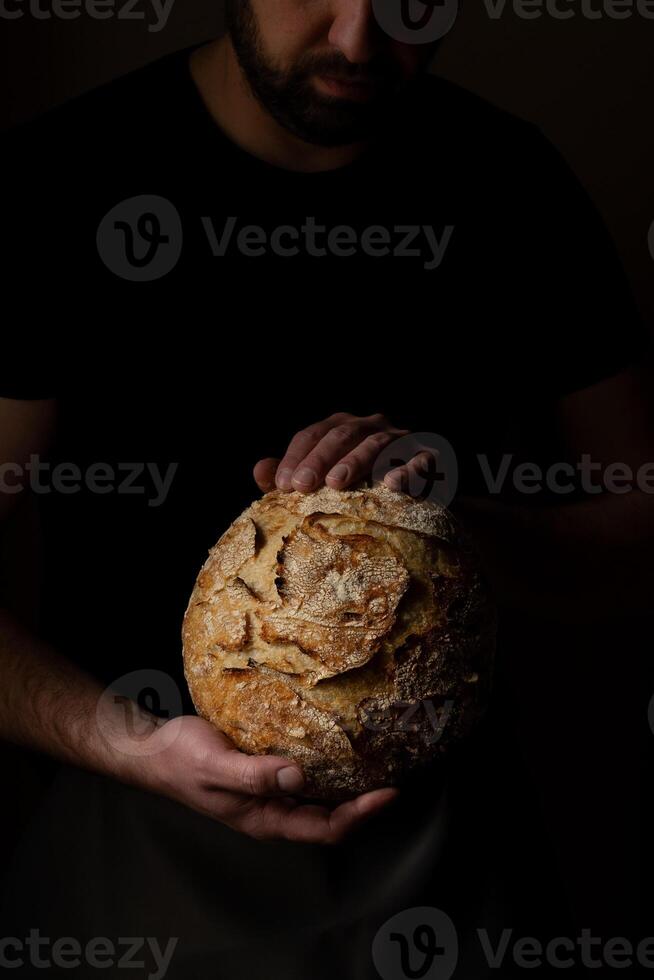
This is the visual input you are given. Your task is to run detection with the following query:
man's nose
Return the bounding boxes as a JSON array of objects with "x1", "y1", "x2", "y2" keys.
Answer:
[{"x1": 327, "y1": 0, "x2": 383, "y2": 65}]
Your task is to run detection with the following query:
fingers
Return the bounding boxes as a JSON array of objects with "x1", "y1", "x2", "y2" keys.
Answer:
[
  {"x1": 157, "y1": 718, "x2": 399, "y2": 845},
  {"x1": 274, "y1": 413, "x2": 407, "y2": 494},
  {"x1": 233, "y1": 786, "x2": 400, "y2": 845},
  {"x1": 274, "y1": 413, "x2": 354, "y2": 491},
  {"x1": 256, "y1": 417, "x2": 436, "y2": 502},
  {"x1": 324, "y1": 429, "x2": 409, "y2": 490},
  {"x1": 285, "y1": 417, "x2": 381, "y2": 492},
  {"x1": 383, "y1": 450, "x2": 437, "y2": 496},
  {"x1": 253, "y1": 457, "x2": 280, "y2": 492},
  {"x1": 322, "y1": 787, "x2": 401, "y2": 843},
  {"x1": 181, "y1": 723, "x2": 399, "y2": 843}
]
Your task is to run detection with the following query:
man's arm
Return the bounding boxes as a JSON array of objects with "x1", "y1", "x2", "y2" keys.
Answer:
[
  {"x1": 0, "y1": 396, "x2": 158, "y2": 779},
  {"x1": 450, "y1": 356, "x2": 654, "y2": 623}
]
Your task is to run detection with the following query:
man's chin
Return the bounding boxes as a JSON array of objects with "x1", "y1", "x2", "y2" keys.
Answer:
[
  {"x1": 280, "y1": 94, "x2": 389, "y2": 147},
  {"x1": 287, "y1": 122, "x2": 374, "y2": 147}
]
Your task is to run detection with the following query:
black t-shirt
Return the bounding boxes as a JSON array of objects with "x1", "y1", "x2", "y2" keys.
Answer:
[
  {"x1": 2, "y1": 37, "x2": 650, "y2": 684},
  {"x1": 4, "y1": 38, "x2": 650, "y2": 403},
  {"x1": 0, "y1": 40, "x2": 651, "y2": 979}
]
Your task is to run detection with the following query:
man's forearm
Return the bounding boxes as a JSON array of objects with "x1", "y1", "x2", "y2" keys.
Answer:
[
  {"x1": 451, "y1": 489, "x2": 654, "y2": 622},
  {"x1": 0, "y1": 607, "x2": 156, "y2": 783}
]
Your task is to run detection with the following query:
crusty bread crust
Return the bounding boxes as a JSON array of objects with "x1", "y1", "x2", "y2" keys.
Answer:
[{"x1": 182, "y1": 484, "x2": 497, "y2": 799}]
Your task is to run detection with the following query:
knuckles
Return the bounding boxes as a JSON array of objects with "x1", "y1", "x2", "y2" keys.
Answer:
[
  {"x1": 325, "y1": 423, "x2": 357, "y2": 444},
  {"x1": 295, "y1": 427, "x2": 322, "y2": 446},
  {"x1": 326, "y1": 411, "x2": 355, "y2": 424},
  {"x1": 366, "y1": 430, "x2": 394, "y2": 447},
  {"x1": 292, "y1": 413, "x2": 389, "y2": 450}
]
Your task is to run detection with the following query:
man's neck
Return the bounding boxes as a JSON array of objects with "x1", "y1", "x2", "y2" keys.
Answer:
[{"x1": 188, "y1": 36, "x2": 369, "y2": 174}]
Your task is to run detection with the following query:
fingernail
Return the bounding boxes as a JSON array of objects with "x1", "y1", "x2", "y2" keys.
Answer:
[
  {"x1": 327, "y1": 464, "x2": 349, "y2": 483},
  {"x1": 293, "y1": 467, "x2": 316, "y2": 489},
  {"x1": 277, "y1": 766, "x2": 304, "y2": 793},
  {"x1": 276, "y1": 468, "x2": 293, "y2": 490}
]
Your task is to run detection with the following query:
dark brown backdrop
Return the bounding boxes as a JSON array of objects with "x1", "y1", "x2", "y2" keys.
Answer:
[
  {"x1": 2, "y1": 2, "x2": 652, "y2": 325},
  {"x1": 1, "y1": 1, "x2": 652, "y2": 935}
]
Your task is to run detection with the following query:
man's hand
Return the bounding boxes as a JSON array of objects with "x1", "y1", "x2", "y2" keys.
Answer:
[
  {"x1": 0, "y1": 606, "x2": 397, "y2": 847},
  {"x1": 254, "y1": 411, "x2": 425, "y2": 494},
  {"x1": 141, "y1": 715, "x2": 399, "y2": 845}
]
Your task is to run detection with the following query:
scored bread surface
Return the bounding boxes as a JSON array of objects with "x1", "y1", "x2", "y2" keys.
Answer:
[{"x1": 182, "y1": 483, "x2": 496, "y2": 799}]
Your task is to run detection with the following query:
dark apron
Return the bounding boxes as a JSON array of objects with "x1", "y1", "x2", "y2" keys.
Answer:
[{"x1": 0, "y1": 677, "x2": 570, "y2": 980}]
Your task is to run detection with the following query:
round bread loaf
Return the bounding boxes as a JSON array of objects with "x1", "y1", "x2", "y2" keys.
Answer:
[{"x1": 182, "y1": 483, "x2": 497, "y2": 799}]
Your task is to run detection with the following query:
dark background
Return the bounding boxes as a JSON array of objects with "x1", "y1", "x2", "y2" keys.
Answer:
[
  {"x1": 1, "y1": 0, "x2": 652, "y2": 944},
  {"x1": 1, "y1": 1, "x2": 653, "y2": 327}
]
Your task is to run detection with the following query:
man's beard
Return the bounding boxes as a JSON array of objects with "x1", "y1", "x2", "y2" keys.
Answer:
[{"x1": 225, "y1": 0, "x2": 412, "y2": 146}]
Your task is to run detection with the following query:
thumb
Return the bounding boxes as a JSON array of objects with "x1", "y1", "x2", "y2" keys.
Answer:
[{"x1": 212, "y1": 739, "x2": 306, "y2": 797}]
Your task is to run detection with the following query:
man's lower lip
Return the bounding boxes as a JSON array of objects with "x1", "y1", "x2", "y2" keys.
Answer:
[{"x1": 316, "y1": 74, "x2": 377, "y2": 100}]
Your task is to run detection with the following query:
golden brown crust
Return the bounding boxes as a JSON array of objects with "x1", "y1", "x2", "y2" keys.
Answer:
[
  {"x1": 182, "y1": 484, "x2": 496, "y2": 799},
  {"x1": 259, "y1": 515, "x2": 410, "y2": 676},
  {"x1": 262, "y1": 483, "x2": 460, "y2": 542}
]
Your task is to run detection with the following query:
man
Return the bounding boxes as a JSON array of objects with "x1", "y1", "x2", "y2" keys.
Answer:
[{"x1": 1, "y1": 0, "x2": 652, "y2": 975}]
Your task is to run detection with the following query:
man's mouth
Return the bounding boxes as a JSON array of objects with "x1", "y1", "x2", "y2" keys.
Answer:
[{"x1": 314, "y1": 73, "x2": 379, "y2": 102}]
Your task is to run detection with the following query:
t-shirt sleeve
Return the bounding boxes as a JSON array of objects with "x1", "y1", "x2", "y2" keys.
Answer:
[{"x1": 508, "y1": 122, "x2": 652, "y2": 400}]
